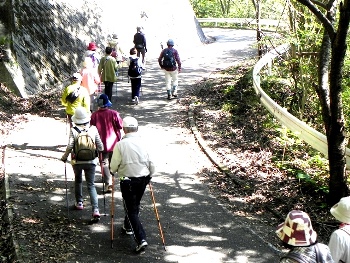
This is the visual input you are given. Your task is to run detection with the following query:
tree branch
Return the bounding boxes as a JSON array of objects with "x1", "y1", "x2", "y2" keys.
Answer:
[{"x1": 297, "y1": 0, "x2": 336, "y2": 40}]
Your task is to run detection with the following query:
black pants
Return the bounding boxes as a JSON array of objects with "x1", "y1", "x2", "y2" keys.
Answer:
[
  {"x1": 130, "y1": 78, "x2": 141, "y2": 99},
  {"x1": 120, "y1": 176, "x2": 150, "y2": 244},
  {"x1": 104, "y1": 81, "x2": 114, "y2": 101}
]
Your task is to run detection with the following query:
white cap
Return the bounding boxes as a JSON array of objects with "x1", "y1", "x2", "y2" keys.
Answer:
[{"x1": 123, "y1": 116, "x2": 138, "y2": 128}]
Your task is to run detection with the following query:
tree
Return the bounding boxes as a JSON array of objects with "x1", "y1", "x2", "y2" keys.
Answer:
[{"x1": 296, "y1": 0, "x2": 350, "y2": 205}]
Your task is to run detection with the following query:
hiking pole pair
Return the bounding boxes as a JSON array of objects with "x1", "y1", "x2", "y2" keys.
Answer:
[{"x1": 149, "y1": 182, "x2": 166, "y2": 251}]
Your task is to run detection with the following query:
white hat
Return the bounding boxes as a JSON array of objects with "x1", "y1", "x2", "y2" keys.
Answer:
[
  {"x1": 72, "y1": 72, "x2": 82, "y2": 82},
  {"x1": 331, "y1": 196, "x2": 350, "y2": 224},
  {"x1": 123, "y1": 116, "x2": 138, "y2": 128},
  {"x1": 72, "y1": 107, "x2": 91, "y2": 124}
]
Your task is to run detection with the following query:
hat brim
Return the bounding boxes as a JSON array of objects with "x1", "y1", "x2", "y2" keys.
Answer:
[
  {"x1": 72, "y1": 116, "x2": 90, "y2": 124},
  {"x1": 331, "y1": 204, "x2": 350, "y2": 224}
]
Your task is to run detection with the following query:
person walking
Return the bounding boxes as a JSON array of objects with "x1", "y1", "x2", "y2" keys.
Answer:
[
  {"x1": 85, "y1": 42, "x2": 101, "y2": 70},
  {"x1": 107, "y1": 34, "x2": 126, "y2": 65},
  {"x1": 127, "y1": 47, "x2": 143, "y2": 104},
  {"x1": 158, "y1": 39, "x2": 182, "y2": 100},
  {"x1": 61, "y1": 72, "x2": 90, "y2": 127},
  {"x1": 110, "y1": 116, "x2": 156, "y2": 253},
  {"x1": 133, "y1": 26, "x2": 147, "y2": 66},
  {"x1": 61, "y1": 106, "x2": 104, "y2": 220},
  {"x1": 80, "y1": 57, "x2": 101, "y2": 112},
  {"x1": 90, "y1": 94, "x2": 123, "y2": 193},
  {"x1": 276, "y1": 210, "x2": 334, "y2": 262},
  {"x1": 328, "y1": 196, "x2": 350, "y2": 263},
  {"x1": 98, "y1": 47, "x2": 118, "y2": 101}
]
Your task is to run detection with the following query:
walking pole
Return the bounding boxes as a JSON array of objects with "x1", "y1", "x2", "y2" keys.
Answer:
[
  {"x1": 149, "y1": 182, "x2": 166, "y2": 251},
  {"x1": 99, "y1": 153, "x2": 106, "y2": 216},
  {"x1": 64, "y1": 162, "x2": 69, "y2": 219},
  {"x1": 122, "y1": 198, "x2": 138, "y2": 244},
  {"x1": 110, "y1": 174, "x2": 115, "y2": 248}
]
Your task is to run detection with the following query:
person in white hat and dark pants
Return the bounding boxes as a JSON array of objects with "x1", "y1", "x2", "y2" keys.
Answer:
[{"x1": 110, "y1": 116, "x2": 155, "y2": 253}]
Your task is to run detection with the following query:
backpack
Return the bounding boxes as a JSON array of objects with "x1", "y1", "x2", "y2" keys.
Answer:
[
  {"x1": 89, "y1": 53, "x2": 99, "y2": 68},
  {"x1": 66, "y1": 86, "x2": 80, "y2": 104},
  {"x1": 162, "y1": 48, "x2": 176, "y2": 68},
  {"x1": 128, "y1": 57, "x2": 142, "y2": 77},
  {"x1": 73, "y1": 127, "x2": 97, "y2": 161}
]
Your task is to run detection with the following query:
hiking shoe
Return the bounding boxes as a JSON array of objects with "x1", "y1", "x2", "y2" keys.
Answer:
[
  {"x1": 134, "y1": 96, "x2": 139, "y2": 105},
  {"x1": 106, "y1": 185, "x2": 113, "y2": 193},
  {"x1": 167, "y1": 94, "x2": 171, "y2": 100},
  {"x1": 75, "y1": 202, "x2": 83, "y2": 210},
  {"x1": 92, "y1": 209, "x2": 100, "y2": 219},
  {"x1": 135, "y1": 240, "x2": 148, "y2": 252},
  {"x1": 122, "y1": 225, "x2": 133, "y2": 235},
  {"x1": 172, "y1": 94, "x2": 178, "y2": 98}
]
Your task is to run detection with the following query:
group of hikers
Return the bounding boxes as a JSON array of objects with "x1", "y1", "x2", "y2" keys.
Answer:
[
  {"x1": 58, "y1": 26, "x2": 350, "y2": 261},
  {"x1": 59, "y1": 26, "x2": 176, "y2": 253}
]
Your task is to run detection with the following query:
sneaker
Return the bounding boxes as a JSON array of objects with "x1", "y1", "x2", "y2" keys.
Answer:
[
  {"x1": 107, "y1": 184, "x2": 113, "y2": 193},
  {"x1": 92, "y1": 209, "x2": 100, "y2": 219},
  {"x1": 172, "y1": 93, "x2": 178, "y2": 98},
  {"x1": 75, "y1": 202, "x2": 83, "y2": 210},
  {"x1": 135, "y1": 240, "x2": 148, "y2": 252},
  {"x1": 134, "y1": 96, "x2": 139, "y2": 105},
  {"x1": 122, "y1": 225, "x2": 133, "y2": 235},
  {"x1": 131, "y1": 99, "x2": 135, "y2": 102}
]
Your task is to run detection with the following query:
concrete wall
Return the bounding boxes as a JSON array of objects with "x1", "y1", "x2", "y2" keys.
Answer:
[{"x1": 0, "y1": 0, "x2": 206, "y2": 97}]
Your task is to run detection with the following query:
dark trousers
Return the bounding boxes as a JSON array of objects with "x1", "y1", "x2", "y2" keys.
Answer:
[
  {"x1": 104, "y1": 81, "x2": 114, "y2": 101},
  {"x1": 120, "y1": 176, "x2": 150, "y2": 244},
  {"x1": 130, "y1": 78, "x2": 141, "y2": 99}
]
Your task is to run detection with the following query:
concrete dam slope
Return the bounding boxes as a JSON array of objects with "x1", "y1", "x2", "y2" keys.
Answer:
[{"x1": 0, "y1": 0, "x2": 206, "y2": 97}]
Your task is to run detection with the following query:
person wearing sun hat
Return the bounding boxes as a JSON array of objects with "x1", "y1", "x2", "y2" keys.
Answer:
[
  {"x1": 276, "y1": 210, "x2": 334, "y2": 262},
  {"x1": 90, "y1": 94, "x2": 123, "y2": 193},
  {"x1": 328, "y1": 196, "x2": 350, "y2": 263},
  {"x1": 85, "y1": 42, "x2": 101, "y2": 69},
  {"x1": 61, "y1": 106, "x2": 104, "y2": 221}
]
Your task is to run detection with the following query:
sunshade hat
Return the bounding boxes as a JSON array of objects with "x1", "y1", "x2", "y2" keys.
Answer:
[
  {"x1": 330, "y1": 196, "x2": 350, "y2": 224},
  {"x1": 276, "y1": 210, "x2": 317, "y2": 246}
]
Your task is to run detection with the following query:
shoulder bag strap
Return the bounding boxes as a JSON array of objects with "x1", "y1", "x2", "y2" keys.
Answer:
[
  {"x1": 281, "y1": 251, "x2": 308, "y2": 263},
  {"x1": 73, "y1": 126, "x2": 81, "y2": 133},
  {"x1": 314, "y1": 243, "x2": 322, "y2": 263}
]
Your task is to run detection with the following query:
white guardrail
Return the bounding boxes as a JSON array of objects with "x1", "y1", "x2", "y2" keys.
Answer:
[
  {"x1": 197, "y1": 18, "x2": 287, "y2": 28},
  {"x1": 253, "y1": 44, "x2": 350, "y2": 169}
]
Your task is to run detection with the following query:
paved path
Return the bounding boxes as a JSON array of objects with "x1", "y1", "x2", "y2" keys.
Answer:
[{"x1": 5, "y1": 29, "x2": 280, "y2": 262}]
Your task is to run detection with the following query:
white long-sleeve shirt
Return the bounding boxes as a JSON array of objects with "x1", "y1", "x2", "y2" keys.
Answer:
[{"x1": 110, "y1": 132, "x2": 155, "y2": 177}]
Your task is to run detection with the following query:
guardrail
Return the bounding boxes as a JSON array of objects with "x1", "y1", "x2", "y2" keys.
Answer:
[
  {"x1": 252, "y1": 44, "x2": 350, "y2": 169},
  {"x1": 197, "y1": 18, "x2": 287, "y2": 29}
]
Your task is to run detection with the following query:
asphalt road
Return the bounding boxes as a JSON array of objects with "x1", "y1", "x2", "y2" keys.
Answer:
[{"x1": 5, "y1": 28, "x2": 281, "y2": 263}]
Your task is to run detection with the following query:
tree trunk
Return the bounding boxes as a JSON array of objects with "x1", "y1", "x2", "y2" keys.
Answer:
[{"x1": 327, "y1": 1, "x2": 350, "y2": 205}]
